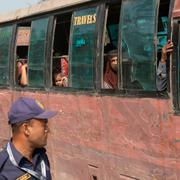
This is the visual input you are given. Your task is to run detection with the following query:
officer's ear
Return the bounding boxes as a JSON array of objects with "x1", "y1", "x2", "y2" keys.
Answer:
[
  {"x1": 22, "y1": 121, "x2": 31, "y2": 136},
  {"x1": 12, "y1": 121, "x2": 30, "y2": 135}
]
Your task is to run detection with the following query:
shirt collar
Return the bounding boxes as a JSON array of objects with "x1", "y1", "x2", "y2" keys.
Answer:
[
  {"x1": 9, "y1": 141, "x2": 23, "y2": 165},
  {"x1": 9, "y1": 141, "x2": 46, "y2": 165}
]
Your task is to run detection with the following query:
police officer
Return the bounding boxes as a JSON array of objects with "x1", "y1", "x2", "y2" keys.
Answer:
[{"x1": 0, "y1": 97, "x2": 56, "y2": 180}]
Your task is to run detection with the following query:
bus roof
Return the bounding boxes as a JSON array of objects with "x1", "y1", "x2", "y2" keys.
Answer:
[
  {"x1": 0, "y1": 0, "x2": 179, "y2": 23},
  {"x1": 0, "y1": 0, "x2": 93, "y2": 24}
]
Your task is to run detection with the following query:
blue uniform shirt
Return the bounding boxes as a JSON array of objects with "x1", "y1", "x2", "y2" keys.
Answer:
[{"x1": 0, "y1": 141, "x2": 52, "y2": 180}]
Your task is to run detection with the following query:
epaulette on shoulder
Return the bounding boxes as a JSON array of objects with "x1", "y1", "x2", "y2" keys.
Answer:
[{"x1": 0, "y1": 149, "x2": 8, "y2": 171}]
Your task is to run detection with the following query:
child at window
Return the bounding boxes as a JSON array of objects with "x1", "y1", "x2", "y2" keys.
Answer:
[{"x1": 53, "y1": 71, "x2": 68, "y2": 87}]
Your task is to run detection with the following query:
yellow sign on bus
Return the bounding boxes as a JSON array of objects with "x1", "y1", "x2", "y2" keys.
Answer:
[{"x1": 74, "y1": 14, "x2": 96, "y2": 25}]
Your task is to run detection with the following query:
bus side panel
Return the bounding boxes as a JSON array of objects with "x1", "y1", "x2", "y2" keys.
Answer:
[
  {"x1": 0, "y1": 90, "x2": 12, "y2": 147},
  {"x1": 0, "y1": 91, "x2": 180, "y2": 179}
]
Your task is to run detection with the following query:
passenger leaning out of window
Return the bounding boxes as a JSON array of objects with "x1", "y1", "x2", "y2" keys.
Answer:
[
  {"x1": 16, "y1": 60, "x2": 28, "y2": 86},
  {"x1": 156, "y1": 39, "x2": 173, "y2": 91},
  {"x1": 103, "y1": 49, "x2": 118, "y2": 89}
]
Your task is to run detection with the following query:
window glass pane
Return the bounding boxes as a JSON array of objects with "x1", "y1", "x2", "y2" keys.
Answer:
[
  {"x1": 0, "y1": 68, "x2": 8, "y2": 84},
  {"x1": 28, "y1": 69, "x2": 44, "y2": 87},
  {"x1": 28, "y1": 18, "x2": 49, "y2": 87},
  {"x1": 69, "y1": 7, "x2": 98, "y2": 89},
  {"x1": 0, "y1": 26, "x2": 13, "y2": 85},
  {"x1": 120, "y1": 0, "x2": 158, "y2": 90},
  {"x1": 157, "y1": 0, "x2": 170, "y2": 53},
  {"x1": 157, "y1": 16, "x2": 167, "y2": 52}
]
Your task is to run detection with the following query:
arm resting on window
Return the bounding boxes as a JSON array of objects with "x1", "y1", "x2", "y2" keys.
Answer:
[{"x1": 20, "y1": 64, "x2": 28, "y2": 86}]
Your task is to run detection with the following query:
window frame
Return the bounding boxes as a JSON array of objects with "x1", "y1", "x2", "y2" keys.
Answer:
[
  {"x1": 12, "y1": 15, "x2": 51, "y2": 91},
  {"x1": 49, "y1": 3, "x2": 102, "y2": 92},
  {"x1": 50, "y1": 13, "x2": 72, "y2": 89},
  {"x1": 99, "y1": 1, "x2": 163, "y2": 97},
  {"x1": 14, "y1": 24, "x2": 31, "y2": 87}
]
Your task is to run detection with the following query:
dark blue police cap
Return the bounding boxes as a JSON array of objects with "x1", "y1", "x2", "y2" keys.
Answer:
[{"x1": 8, "y1": 97, "x2": 56, "y2": 125}]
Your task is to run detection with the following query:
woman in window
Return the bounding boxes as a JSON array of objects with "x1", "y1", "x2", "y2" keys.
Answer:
[{"x1": 103, "y1": 49, "x2": 118, "y2": 89}]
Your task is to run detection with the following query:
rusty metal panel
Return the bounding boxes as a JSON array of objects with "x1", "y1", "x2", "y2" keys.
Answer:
[
  {"x1": 0, "y1": 91, "x2": 180, "y2": 179},
  {"x1": 88, "y1": 164, "x2": 101, "y2": 180},
  {"x1": 0, "y1": 90, "x2": 12, "y2": 141}
]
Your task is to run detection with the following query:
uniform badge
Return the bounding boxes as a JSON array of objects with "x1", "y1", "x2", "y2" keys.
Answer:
[
  {"x1": 35, "y1": 100, "x2": 45, "y2": 110},
  {"x1": 16, "y1": 173, "x2": 31, "y2": 180}
]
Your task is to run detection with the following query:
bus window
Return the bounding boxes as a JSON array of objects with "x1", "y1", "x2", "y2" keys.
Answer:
[
  {"x1": 69, "y1": 7, "x2": 98, "y2": 89},
  {"x1": 156, "y1": 0, "x2": 171, "y2": 92},
  {"x1": 0, "y1": 26, "x2": 13, "y2": 85},
  {"x1": 28, "y1": 17, "x2": 49, "y2": 87},
  {"x1": 15, "y1": 23, "x2": 31, "y2": 86},
  {"x1": 120, "y1": 0, "x2": 158, "y2": 90},
  {"x1": 52, "y1": 13, "x2": 71, "y2": 87},
  {"x1": 157, "y1": 0, "x2": 170, "y2": 52},
  {"x1": 103, "y1": 4, "x2": 120, "y2": 89}
]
